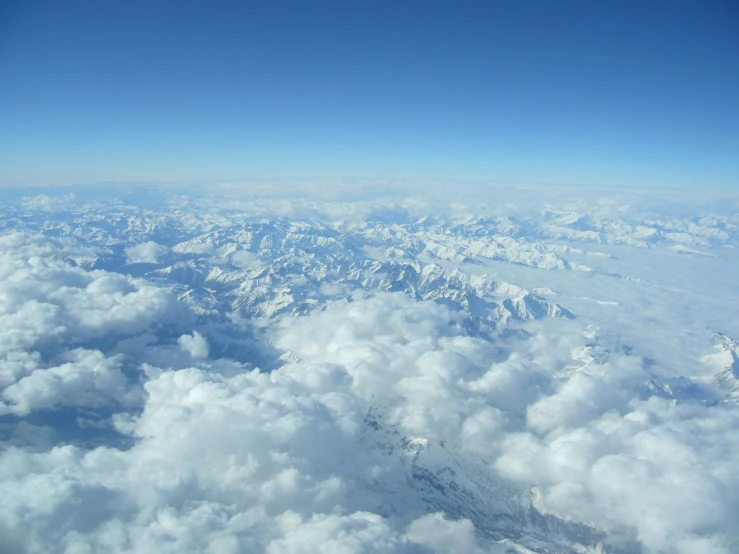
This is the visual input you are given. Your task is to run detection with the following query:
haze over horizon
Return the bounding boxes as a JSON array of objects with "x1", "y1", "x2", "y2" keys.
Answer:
[{"x1": 1, "y1": 0, "x2": 738, "y2": 188}]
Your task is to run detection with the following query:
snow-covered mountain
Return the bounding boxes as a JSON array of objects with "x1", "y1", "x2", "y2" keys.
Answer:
[
  {"x1": 1, "y1": 187, "x2": 739, "y2": 554},
  {"x1": 701, "y1": 333, "x2": 739, "y2": 403}
]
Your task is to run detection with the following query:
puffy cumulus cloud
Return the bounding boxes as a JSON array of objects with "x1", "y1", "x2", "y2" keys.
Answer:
[
  {"x1": 496, "y1": 380, "x2": 739, "y2": 552},
  {"x1": 0, "y1": 290, "x2": 525, "y2": 552},
  {"x1": 265, "y1": 511, "x2": 409, "y2": 554},
  {"x1": 1, "y1": 281, "x2": 738, "y2": 553},
  {"x1": 275, "y1": 295, "x2": 591, "y2": 455},
  {"x1": 1, "y1": 349, "x2": 129, "y2": 416},
  {"x1": 0, "y1": 359, "x2": 507, "y2": 553},
  {"x1": 266, "y1": 511, "x2": 503, "y2": 554},
  {"x1": 0, "y1": 232, "x2": 93, "y2": 262},
  {"x1": 230, "y1": 249, "x2": 259, "y2": 268},
  {"x1": 404, "y1": 513, "x2": 498, "y2": 554},
  {"x1": 124, "y1": 241, "x2": 169, "y2": 264},
  {"x1": 177, "y1": 331, "x2": 210, "y2": 359},
  {"x1": 0, "y1": 237, "x2": 179, "y2": 349},
  {"x1": 276, "y1": 294, "x2": 739, "y2": 552},
  {"x1": 0, "y1": 364, "x2": 349, "y2": 552},
  {"x1": 524, "y1": 353, "x2": 646, "y2": 435},
  {"x1": 0, "y1": 233, "x2": 183, "y2": 417},
  {"x1": 275, "y1": 293, "x2": 509, "y2": 443}
]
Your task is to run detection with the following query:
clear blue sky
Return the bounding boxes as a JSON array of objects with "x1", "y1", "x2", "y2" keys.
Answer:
[{"x1": 1, "y1": 0, "x2": 737, "y2": 187}]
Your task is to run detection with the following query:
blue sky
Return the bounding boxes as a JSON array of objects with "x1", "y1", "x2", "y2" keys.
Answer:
[{"x1": 1, "y1": 0, "x2": 737, "y2": 187}]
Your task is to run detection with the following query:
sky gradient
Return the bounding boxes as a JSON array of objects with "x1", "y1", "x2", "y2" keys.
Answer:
[{"x1": 1, "y1": 0, "x2": 737, "y2": 187}]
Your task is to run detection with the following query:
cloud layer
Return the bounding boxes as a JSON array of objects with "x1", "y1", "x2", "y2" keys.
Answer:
[
  {"x1": 1, "y1": 190, "x2": 738, "y2": 554},
  {"x1": 3, "y1": 281, "x2": 737, "y2": 552}
]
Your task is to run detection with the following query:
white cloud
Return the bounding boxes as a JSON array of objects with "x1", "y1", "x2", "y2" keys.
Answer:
[
  {"x1": 265, "y1": 512, "x2": 407, "y2": 554},
  {"x1": 496, "y1": 391, "x2": 739, "y2": 553},
  {"x1": 405, "y1": 513, "x2": 497, "y2": 554},
  {"x1": 125, "y1": 241, "x2": 169, "y2": 264},
  {"x1": 1, "y1": 349, "x2": 128, "y2": 416},
  {"x1": 0, "y1": 355, "x2": 496, "y2": 553},
  {"x1": 0, "y1": 234, "x2": 183, "y2": 418},
  {"x1": 2, "y1": 190, "x2": 739, "y2": 554},
  {"x1": 0, "y1": 292, "x2": 536, "y2": 552},
  {"x1": 275, "y1": 294, "x2": 739, "y2": 552},
  {"x1": 178, "y1": 331, "x2": 210, "y2": 359},
  {"x1": 230, "y1": 249, "x2": 259, "y2": 267}
]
